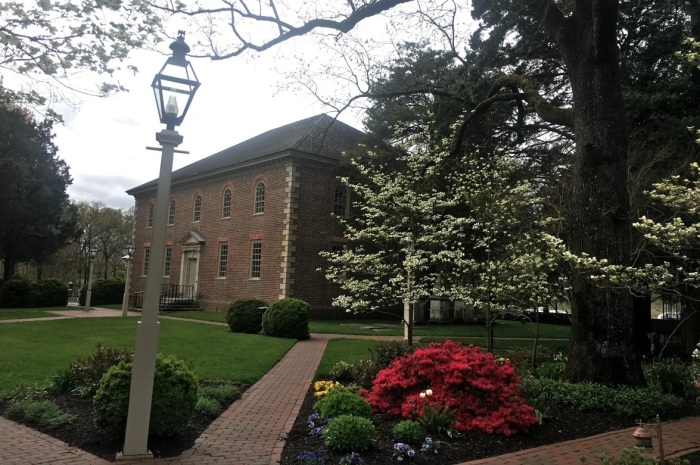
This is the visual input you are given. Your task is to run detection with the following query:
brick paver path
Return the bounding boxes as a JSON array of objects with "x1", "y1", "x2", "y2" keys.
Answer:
[{"x1": 1, "y1": 310, "x2": 698, "y2": 464}]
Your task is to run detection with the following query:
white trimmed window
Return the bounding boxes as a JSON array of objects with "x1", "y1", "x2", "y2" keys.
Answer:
[
  {"x1": 222, "y1": 188, "x2": 232, "y2": 218},
  {"x1": 254, "y1": 182, "x2": 265, "y2": 214},
  {"x1": 168, "y1": 199, "x2": 175, "y2": 225},
  {"x1": 164, "y1": 247, "x2": 172, "y2": 276},
  {"x1": 193, "y1": 195, "x2": 201, "y2": 222},
  {"x1": 333, "y1": 184, "x2": 348, "y2": 216},
  {"x1": 218, "y1": 243, "x2": 229, "y2": 278},
  {"x1": 250, "y1": 241, "x2": 261, "y2": 278},
  {"x1": 143, "y1": 248, "x2": 150, "y2": 276}
]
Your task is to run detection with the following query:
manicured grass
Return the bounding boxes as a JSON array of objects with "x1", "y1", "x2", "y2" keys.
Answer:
[
  {"x1": 0, "y1": 307, "x2": 74, "y2": 320},
  {"x1": 316, "y1": 339, "x2": 380, "y2": 378},
  {"x1": 162, "y1": 310, "x2": 227, "y2": 323},
  {"x1": 309, "y1": 319, "x2": 571, "y2": 339},
  {"x1": 0, "y1": 318, "x2": 294, "y2": 394}
]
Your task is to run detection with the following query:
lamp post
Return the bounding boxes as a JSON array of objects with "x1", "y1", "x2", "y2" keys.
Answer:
[
  {"x1": 84, "y1": 245, "x2": 97, "y2": 311},
  {"x1": 121, "y1": 243, "x2": 135, "y2": 317},
  {"x1": 121, "y1": 31, "x2": 200, "y2": 458}
]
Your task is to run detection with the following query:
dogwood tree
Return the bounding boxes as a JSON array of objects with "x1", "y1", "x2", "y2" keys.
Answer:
[
  {"x1": 437, "y1": 150, "x2": 563, "y2": 352},
  {"x1": 323, "y1": 130, "x2": 456, "y2": 345}
]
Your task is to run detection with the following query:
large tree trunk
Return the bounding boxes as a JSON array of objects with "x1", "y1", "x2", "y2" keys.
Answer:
[{"x1": 556, "y1": 1, "x2": 644, "y2": 385}]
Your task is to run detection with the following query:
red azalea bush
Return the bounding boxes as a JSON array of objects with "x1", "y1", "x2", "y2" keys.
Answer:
[{"x1": 363, "y1": 340, "x2": 537, "y2": 436}]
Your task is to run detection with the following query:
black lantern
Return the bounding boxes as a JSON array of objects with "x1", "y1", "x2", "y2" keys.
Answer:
[
  {"x1": 89, "y1": 245, "x2": 98, "y2": 261},
  {"x1": 152, "y1": 31, "x2": 200, "y2": 130},
  {"x1": 125, "y1": 243, "x2": 135, "y2": 257}
]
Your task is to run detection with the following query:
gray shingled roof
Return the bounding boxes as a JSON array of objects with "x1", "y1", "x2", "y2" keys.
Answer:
[{"x1": 127, "y1": 114, "x2": 364, "y2": 195}]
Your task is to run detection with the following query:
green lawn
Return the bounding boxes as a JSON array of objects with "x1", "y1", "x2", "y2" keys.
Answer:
[
  {"x1": 0, "y1": 307, "x2": 74, "y2": 320},
  {"x1": 162, "y1": 310, "x2": 227, "y2": 323},
  {"x1": 309, "y1": 318, "x2": 571, "y2": 339},
  {"x1": 0, "y1": 318, "x2": 294, "y2": 394}
]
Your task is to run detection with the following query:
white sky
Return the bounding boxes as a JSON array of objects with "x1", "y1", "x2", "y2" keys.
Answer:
[{"x1": 51, "y1": 45, "x2": 365, "y2": 211}]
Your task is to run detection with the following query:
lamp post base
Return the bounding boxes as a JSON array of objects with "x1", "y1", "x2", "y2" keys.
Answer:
[{"x1": 115, "y1": 451, "x2": 154, "y2": 461}]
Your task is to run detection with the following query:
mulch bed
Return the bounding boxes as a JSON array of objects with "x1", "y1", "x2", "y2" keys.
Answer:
[{"x1": 279, "y1": 385, "x2": 700, "y2": 465}]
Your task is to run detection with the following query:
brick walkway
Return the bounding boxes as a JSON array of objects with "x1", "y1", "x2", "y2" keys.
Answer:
[{"x1": 1, "y1": 311, "x2": 698, "y2": 464}]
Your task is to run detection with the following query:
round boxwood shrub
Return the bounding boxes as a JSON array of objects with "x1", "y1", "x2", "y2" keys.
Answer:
[
  {"x1": 392, "y1": 420, "x2": 423, "y2": 444},
  {"x1": 322, "y1": 414, "x2": 376, "y2": 452},
  {"x1": 36, "y1": 279, "x2": 69, "y2": 307},
  {"x1": 0, "y1": 276, "x2": 38, "y2": 308},
  {"x1": 262, "y1": 298, "x2": 310, "y2": 340},
  {"x1": 225, "y1": 298, "x2": 268, "y2": 333},
  {"x1": 313, "y1": 389, "x2": 373, "y2": 419},
  {"x1": 93, "y1": 354, "x2": 198, "y2": 438},
  {"x1": 79, "y1": 278, "x2": 125, "y2": 306}
]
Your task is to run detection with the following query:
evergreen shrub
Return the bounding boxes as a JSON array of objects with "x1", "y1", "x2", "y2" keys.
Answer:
[
  {"x1": 322, "y1": 414, "x2": 376, "y2": 452},
  {"x1": 392, "y1": 420, "x2": 423, "y2": 444},
  {"x1": 262, "y1": 298, "x2": 310, "y2": 340},
  {"x1": 225, "y1": 298, "x2": 268, "y2": 333},
  {"x1": 79, "y1": 278, "x2": 124, "y2": 306},
  {"x1": 313, "y1": 389, "x2": 373, "y2": 419},
  {"x1": 0, "y1": 276, "x2": 37, "y2": 308},
  {"x1": 36, "y1": 279, "x2": 69, "y2": 307},
  {"x1": 93, "y1": 354, "x2": 198, "y2": 437}
]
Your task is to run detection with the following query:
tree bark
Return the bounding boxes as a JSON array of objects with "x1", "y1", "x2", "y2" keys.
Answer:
[{"x1": 550, "y1": 1, "x2": 644, "y2": 385}]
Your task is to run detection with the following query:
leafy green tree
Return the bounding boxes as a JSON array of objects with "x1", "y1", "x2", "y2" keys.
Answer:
[
  {"x1": 0, "y1": 93, "x2": 79, "y2": 280},
  {"x1": 1, "y1": 0, "x2": 163, "y2": 107}
]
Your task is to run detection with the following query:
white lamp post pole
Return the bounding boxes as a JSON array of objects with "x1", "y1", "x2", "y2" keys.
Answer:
[
  {"x1": 121, "y1": 130, "x2": 182, "y2": 457},
  {"x1": 121, "y1": 31, "x2": 199, "y2": 459},
  {"x1": 121, "y1": 244, "x2": 135, "y2": 317},
  {"x1": 84, "y1": 246, "x2": 97, "y2": 311}
]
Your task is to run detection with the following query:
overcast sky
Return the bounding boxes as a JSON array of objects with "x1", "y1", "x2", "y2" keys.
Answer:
[{"x1": 52, "y1": 45, "x2": 365, "y2": 211}]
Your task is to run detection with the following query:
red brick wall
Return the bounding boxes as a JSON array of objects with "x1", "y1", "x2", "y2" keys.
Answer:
[{"x1": 130, "y1": 154, "x2": 345, "y2": 312}]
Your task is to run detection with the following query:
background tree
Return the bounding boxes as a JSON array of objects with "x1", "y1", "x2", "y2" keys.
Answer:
[
  {"x1": 0, "y1": 91, "x2": 79, "y2": 280},
  {"x1": 75, "y1": 202, "x2": 134, "y2": 283}
]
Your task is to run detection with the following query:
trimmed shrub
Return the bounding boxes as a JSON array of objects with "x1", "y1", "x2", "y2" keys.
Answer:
[
  {"x1": 521, "y1": 377, "x2": 685, "y2": 419},
  {"x1": 93, "y1": 354, "x2": 198, "y2": 437},
  {"x1": 225, "y1": 298, "x2": 268, "y2": 333},
  {"x1": 322, "y1": 414, "x2": 376, "y2": 452},
  {"x1": 262, "y1": 298, "x2": 310, "y2": 340},
  {"x1": 79, "y1": 278, "x2": 125, "y2": 306},
  {"x1": 0, "y1": 276, "x2": 38, "y2": 308},
  {"x1": 313, "y1": 389, "x2": 373, "y2": 419},
  {"x1": 364, "y1": 340, "x2": 537, "y2": 436},
  {"x1": 36, "y1": 279, "x2": 69, "y2": 307},
  {"x1": 392, "y1": 420, "x2": 423, "y2": 444}
]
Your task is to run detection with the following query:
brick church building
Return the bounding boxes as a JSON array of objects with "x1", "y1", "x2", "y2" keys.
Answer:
[{"x1": 126, "y1": 114, "x2": 365, "y2": 312}]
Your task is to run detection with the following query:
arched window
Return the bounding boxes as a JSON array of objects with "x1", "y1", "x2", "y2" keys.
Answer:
[
  {"x1": 168, "y1": 199, "x2": 175, "y2": 225},
  {"x1": 333, "y1": 184, "x2": 348, "y2": 216},
  {"x1": 193, "y1": 194, "x2": 202, "y2": 222},
  {"x1": 222, "y1": 188, "x2": 232, "y2": 218},
  {"x1": 147, "y1": 203, "x2": 154, "y2": 228},
  {"x1": 254, "y1": 182, "x2": 265, "y2": 214}
]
